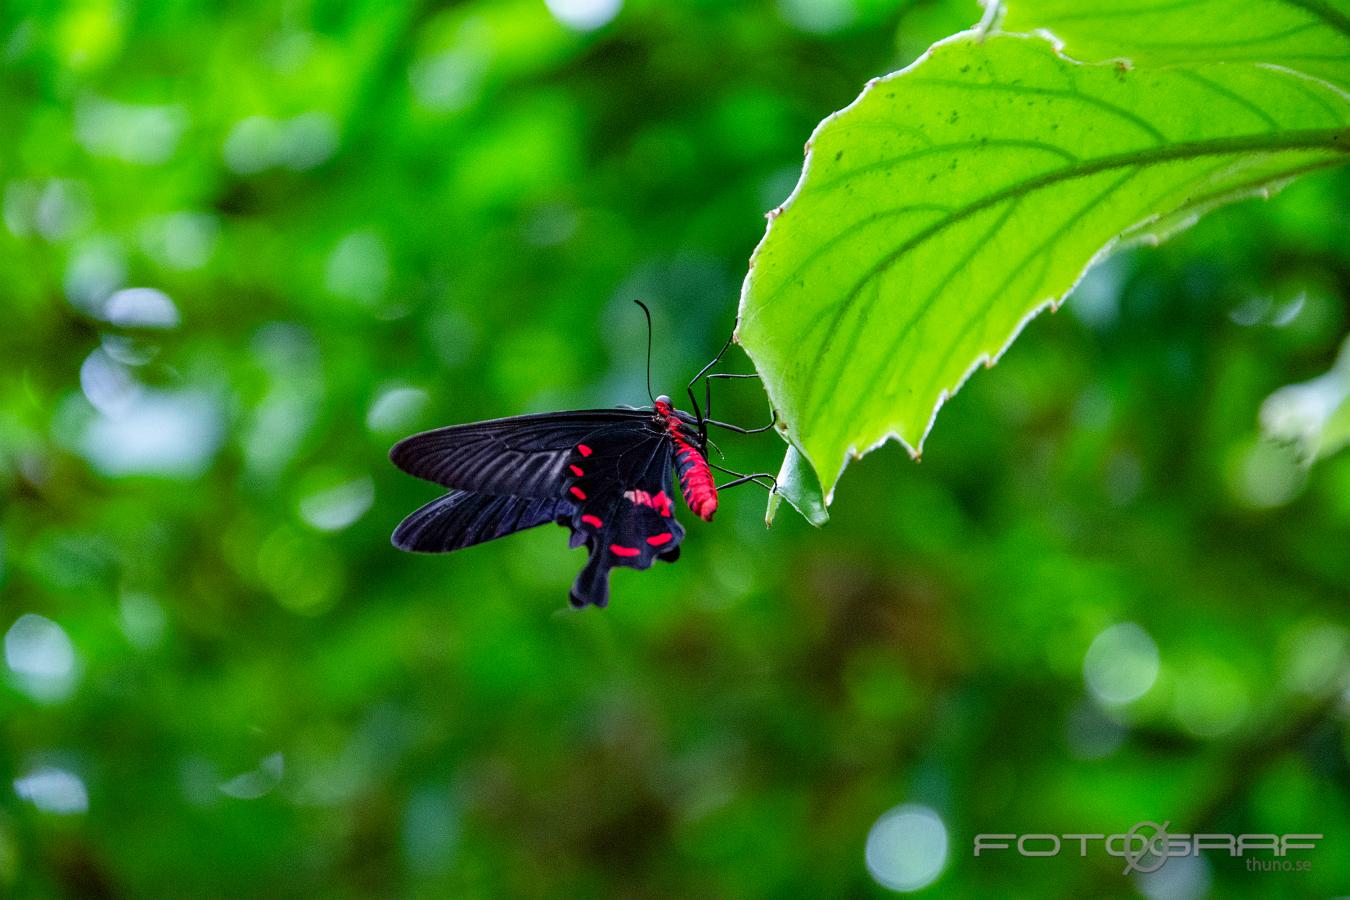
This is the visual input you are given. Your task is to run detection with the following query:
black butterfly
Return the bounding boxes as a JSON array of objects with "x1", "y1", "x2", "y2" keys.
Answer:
[{"x1": 389, "y1": 305, "x2": 776, "y2": 609}]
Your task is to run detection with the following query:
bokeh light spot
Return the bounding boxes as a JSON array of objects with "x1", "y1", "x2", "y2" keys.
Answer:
[
  {"x1": 326, "y1": 230, "x2": 389, "y2": 306},
  {"x1": 4, "y1": 180, "x2": 41, "y2": 237},
  {"x1": 35, "y1": 179, "x2": 94, "y2": 241},
  {"x1": 257, "y1": 526, "x2": 343, "y2": 615},
  {"x1": 779, "y1": 0, "x2": 855, "y2": 34},
  {"x1": 411, "y1": 48, "x2": 486, "y2": 112},
  {"x1": 219, "y1": 753, "x2": 284, "y2": 800},
  {"x1": 140, "y1": 211, "x2": 219, "y2": 271},
  {"x1": 1280, "y1": 622, "x2": 1349, "y2": 694},
  {"x1": 1136, "y1": 852, "x2": 1212, "y2": 900},
  {"x1": 1083, "y1": 622, "x2": 1159, "y2": 706},
  {"x1": 14, "y1": 766, "x2": 88, "y2": 815},
  {"x1": 75, "y1": 97, "x2": 185, "y2": 164},
  {"x1": 865, "y1": 803, "x2": 948, "y2": 892},
  {"x1": 80, "y1": 389, "x2": 224, "y2": 478},
  {"x1": 55, "y1": 0, "x2": 123, "y2": 71},
  {"x1": 366, "y1": 386, "x2": 428, "y2": 434},
  {"x1": 283, "y1": 112, "x2": 339, "y2": 171},
  {"x1": 545, "y1": 0, "x2": 622, "y2": 31},
  {"x1": 5, "y1": 614, "x2": 78, "y2": 703},
  {"x1": 102, "y1": 287, "x2": 180, "y2": 329},
  {"x1": 118, "y1": 592, "x2": 167, "y2": 650},
  {"x1": 1065, "y1": 699, "x2": 1126, "y2": 760},
  {"x1": 80, "y1": 347, "x2": 141, "y2": 416},
  {"x1": 64, "y1": 237, "x2": 126, "y2": 312},
  {"x1": 1225, "y1": 439, "x2": 1306, "y2": 508},
  {"x1": 224, "y1": 113, "x2": 337, "y2": 175},
  {"x1": 403, "y1": 786, "x2": 459, "y2": 874},
  {"x1": 299, "y1": 477, "x2": 375, "y2": 532},
  {"x1": 223, "y1": 116, "x2": 284, "y2": 174}
]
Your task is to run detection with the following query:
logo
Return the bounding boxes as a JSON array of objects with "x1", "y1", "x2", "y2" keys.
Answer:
[{"x1": 973, "y1": 823, "x2": 1321, "y2": 875}]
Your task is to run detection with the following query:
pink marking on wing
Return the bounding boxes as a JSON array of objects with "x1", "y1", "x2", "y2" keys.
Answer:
[
  {"x1": 569, "y1": 464, "x2": 584, "y2": 477},
  {"x1": 609, "y1": 544, "x2": 640, "y2": 557},
  {"x1": 581, "y1": 514, "x2": 603, "y2": 528},
  {"x1": 577, "y1": 444, "x2": 592, "y2": 457},
  {"x1": 623, "y1": 488, "x2": 674, "y2": 517},
  {"x1": 570, "y1": 486, "x2": 587, "y2": 500},
  {"x1": 646, "y1": 532, "x2": 672, "y2": 546}
]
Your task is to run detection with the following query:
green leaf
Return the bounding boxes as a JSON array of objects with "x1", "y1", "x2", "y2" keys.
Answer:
[
  {"x1": 737, "y1": 32, "x2": 1349, "y2": 510},
  {"x1": 765, "y1": 444, "x2": 829, "y2": 527},
  {"x1": 1001, "y1": 0, "x2": 1350, "y2": 90}
]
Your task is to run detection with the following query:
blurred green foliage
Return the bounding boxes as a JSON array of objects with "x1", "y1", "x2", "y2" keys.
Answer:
[{"x1": 1, "y1": 1, "x2": 1347, "y2": 897}]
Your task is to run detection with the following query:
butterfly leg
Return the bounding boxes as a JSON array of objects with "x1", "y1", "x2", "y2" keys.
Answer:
[
  {"x1": 688, "y1": 332, "x2": 737, "y2": 389},
  {"x1": 704, "y1": 414, "x2": 777, "y2": 434},
  {"x1": 710, "y1": 462, "x2": 777, "y2": 494},
  {"x1": 686, "y1": 331, "x2": 737, "y2": 442},
  {"x1": 702, "y1": 373, "x2": 760, "y2": 436},
  {"x1": 717, "y1": 473, "x2": 778, "y2": 493},
  {"x1": 699, "y1": 373, "x2": 777, "y2": 434}
]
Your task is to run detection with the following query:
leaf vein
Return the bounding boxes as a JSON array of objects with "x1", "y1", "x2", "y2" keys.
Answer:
[
  {"x1": 792, "y1": 128, "x2": 1348, "y2": 424},
  {"x1": 920, "y1": 166, "x2": 1144, "y2": 404},
  {"x1": 810, "y1": 197, "x2": 1025, "y2": 432},
  {"x1": 1176, "y1": 70, "x2": 1281, "y2": 132},
  {"x1": 813, "y1": 139, "x2": 1081, "y2": 195},
  {"x1": 905, "y1": 77, "x2": 1169, "y2": 144}
]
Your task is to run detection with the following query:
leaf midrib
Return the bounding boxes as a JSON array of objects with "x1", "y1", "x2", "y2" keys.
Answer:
[{"x1": 787, "y1": 127, "x2": 1349, "y2": 429}]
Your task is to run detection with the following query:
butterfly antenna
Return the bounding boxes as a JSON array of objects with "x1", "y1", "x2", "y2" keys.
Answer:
[{"x1": 634, "y1": 299, "x2": 656, "y2": 405}]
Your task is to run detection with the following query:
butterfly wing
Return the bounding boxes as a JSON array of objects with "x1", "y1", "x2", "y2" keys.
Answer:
[
  {"x1": 559, "y1": 424, "x2": 686, "y2": 608},
  {"x1": 389, "y1": 409, "x2": 649, "y2": 497},
  {"x1": 390, "y1": 409, "x2": 691, "y2": 609},
  {"x1": 392, "y1": 491, "x2": 573, "y2": 553}
]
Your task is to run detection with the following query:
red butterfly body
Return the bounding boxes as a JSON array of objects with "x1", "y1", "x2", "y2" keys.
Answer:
[{"x1": 390, "y1": 395, "x2": 716, "y2": 608}]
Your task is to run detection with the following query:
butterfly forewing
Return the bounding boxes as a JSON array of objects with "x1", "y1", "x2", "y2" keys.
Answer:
[{"x1": 389, "y1": 409, "x2": 649, "y2": 497}]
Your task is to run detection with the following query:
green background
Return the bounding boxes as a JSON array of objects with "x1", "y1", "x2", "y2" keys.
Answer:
[{"x1": 1, "y1": 0, "x2": 1346, "y2": 897}]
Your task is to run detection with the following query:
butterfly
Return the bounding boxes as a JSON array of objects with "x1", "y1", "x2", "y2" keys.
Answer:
[{"x1": 389, "y1": 304, "x2": 776, "y2": 609}]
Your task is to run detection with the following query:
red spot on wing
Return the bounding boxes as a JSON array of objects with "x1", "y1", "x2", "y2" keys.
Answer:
[
  {"x1": 577, "y1": 444, "x2": 592, "y2": 457},
  {"x1": 623, "y1": 488, "x2": 674, "y2": 517},
  {"x1": 646, "y1": 532, "x2": 672, "y2": 546},
  {"x1": 609, "y1": 544, "x2": 640, "y2": 557},
  {"x1": 581, "y1": 514, "x2": 603, "y2": 528},
  {"x1": 570, "y1": 486, "x2": 587, "y2": 500},
  {"x1": 569, "y1": 464, "x2": 584, "y2": 477}
]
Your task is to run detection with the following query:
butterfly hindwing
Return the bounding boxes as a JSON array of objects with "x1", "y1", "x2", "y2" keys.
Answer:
[
  {"x1": 389, "y1": 409, "x2": 649, "y2": 497},
  {"x1": 392, "y1": 491, "x2": 573, "y2": 553},
  {"x1": 558, "y1": 425, "x2": 687, "y2": 608}
]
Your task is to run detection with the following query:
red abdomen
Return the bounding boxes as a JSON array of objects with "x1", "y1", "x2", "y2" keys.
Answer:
[
  {"x1": 655, "y1": 401, "x2": 718, "y2": 522},
  {"x1": 674, "y1": 442, "x2": 717, "y2": 521}
]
